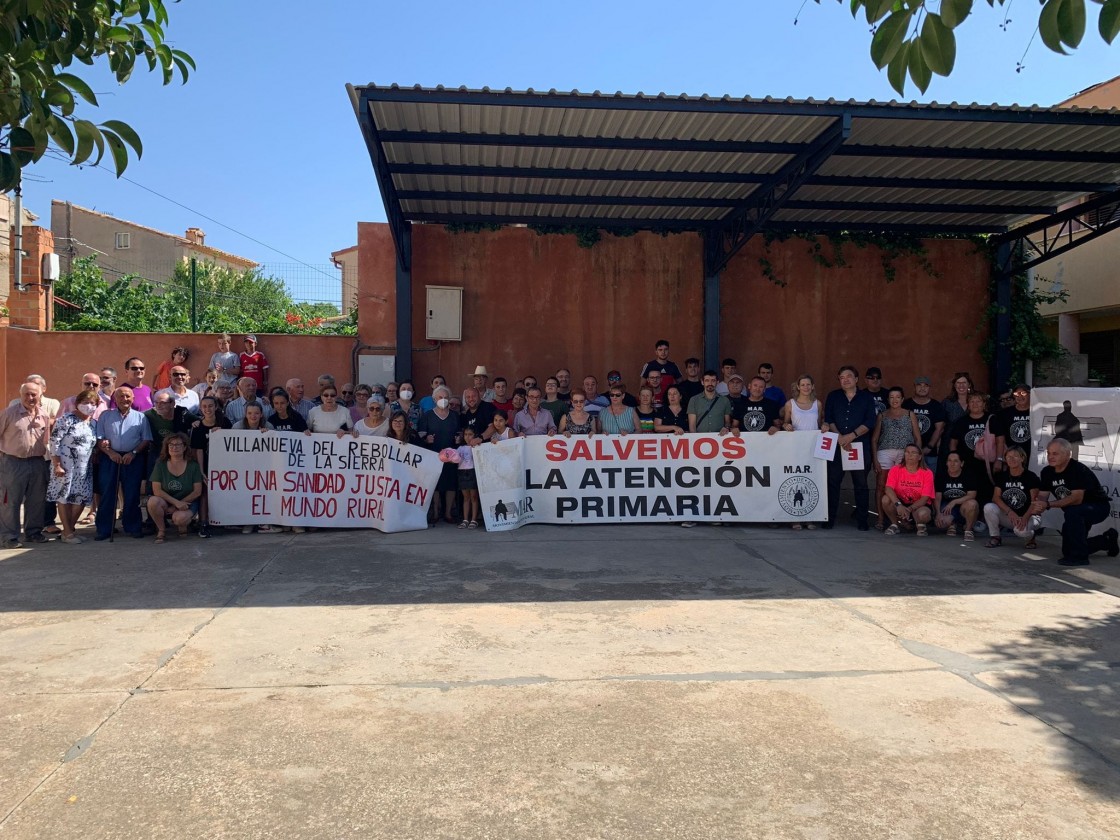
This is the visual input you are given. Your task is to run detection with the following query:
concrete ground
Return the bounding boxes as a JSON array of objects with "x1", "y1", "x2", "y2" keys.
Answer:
[{"x1": 1, "y1": 518, "x2": 1119, "y2": 839}]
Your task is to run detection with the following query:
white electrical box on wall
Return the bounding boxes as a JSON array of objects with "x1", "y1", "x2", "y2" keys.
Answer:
[
  {"x1": 426, "y1": 285, "x2": 463, "y2": 341},
  {"x1": 358, "y1": 355, "x2": 396, "y2": 387}
]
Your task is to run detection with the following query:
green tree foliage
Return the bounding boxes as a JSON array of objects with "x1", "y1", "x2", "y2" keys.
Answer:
[
  {"x1": 54, "y1": 256, "x2": 357, "y2": 335},
  {"x1": 814, "y1": 0, "x2": 1120, "y2": 95},
  {"x1": 0, "y1": 0, "x2": 195, "y2": 190}
]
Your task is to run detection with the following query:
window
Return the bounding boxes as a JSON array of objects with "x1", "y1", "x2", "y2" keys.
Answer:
[{"x1": 115, "y1": 232, "x2": 130, "y2": 249}]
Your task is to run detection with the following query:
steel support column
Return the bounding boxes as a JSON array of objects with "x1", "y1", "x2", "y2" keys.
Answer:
[
  {"x1": 395, "y1": 222, "x2": 413, "y2": 382},
  {"x1": 702, "y1": 231, "x2": 721, "y2": 372},
  {"x1": 993, "y1": 241, "x2": 1013, "y2": 393}
]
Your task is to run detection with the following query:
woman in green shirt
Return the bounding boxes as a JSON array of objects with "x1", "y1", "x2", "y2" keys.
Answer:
[{"x1": 146, "y1": 432, "x2": 204, "y2": 543}]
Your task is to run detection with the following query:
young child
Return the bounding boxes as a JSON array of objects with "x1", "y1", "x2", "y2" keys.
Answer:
[
  {"x1": 491, "y1": 411, "x2": 516, "y2": 442},
  {"x1": 193, "y1": 368, "x2": 218, "y2": 399},
  {"x1": 456, "y1": 428, "x2": 479, "y2": 529},
  {"x1": 209, "y1": 334, "x2": 240, "y2": 387}
]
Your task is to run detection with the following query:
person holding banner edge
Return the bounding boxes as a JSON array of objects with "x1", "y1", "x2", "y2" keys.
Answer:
[{"x1": 823, "y1": 365, "x2": 876, "y2": 531}]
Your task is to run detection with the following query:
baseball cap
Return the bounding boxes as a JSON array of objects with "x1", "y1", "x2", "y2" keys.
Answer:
[
  {"x1": 729, "y1": 373, "x2": 745, "y2": 382},
  {"x1": 244, "y1": 334, "x2": 258, "y2": 343},
  {"x1": 866, "y1": 367, "x2": 882, "y2": 377},
  {"x1": 913, "y1": 375, "x2": 931, "y2": 384}
]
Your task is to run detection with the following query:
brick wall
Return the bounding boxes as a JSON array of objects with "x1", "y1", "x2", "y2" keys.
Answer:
[{"x1": 6, "y1": 225, "x2": 54, "y2": 331}]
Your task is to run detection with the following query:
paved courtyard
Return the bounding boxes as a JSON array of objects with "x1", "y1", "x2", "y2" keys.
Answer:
[{"x1": 1, "y1": 520, "x2": 1119, "y2": 839}]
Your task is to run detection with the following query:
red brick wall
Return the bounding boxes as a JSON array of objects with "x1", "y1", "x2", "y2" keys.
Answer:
[
  {"x1": 1, "y1": 331, "x2": 357, "y2": 404},
  {"x1": 7, "y1": 225, "x2": 54, "y2": 331},
  {"x1": 353, "y1": 223, "x2": 990, "y2": 395}
]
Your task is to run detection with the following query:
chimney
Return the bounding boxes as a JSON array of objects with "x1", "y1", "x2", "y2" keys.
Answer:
[{"x1": 185, "y1": 227, "x2": 205, "y2": 245}]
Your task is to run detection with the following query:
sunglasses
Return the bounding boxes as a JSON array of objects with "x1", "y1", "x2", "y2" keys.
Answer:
[
  {"x1": 341, "y1": 390, "x2": 353, "y2": 395},
  {"x1": 610, "y1": 393, "x2": 623, "y2": 398},
  {"x1": 322, "y1": 393, "x2": 337, "y2": 398},
  {"x1": 83, "y1": 381, "x2": 100, "y2": 387},
  {"x1": 173, "y1": 372, "x2": 189, "y2": 377},
  {"x1": 129, "y1": 366, "x2": 145, "y2": 371}
]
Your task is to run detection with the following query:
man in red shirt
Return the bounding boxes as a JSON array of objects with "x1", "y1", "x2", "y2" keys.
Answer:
[{"x1": 239, "y1": 334, "x2": 269, "y2": 392}]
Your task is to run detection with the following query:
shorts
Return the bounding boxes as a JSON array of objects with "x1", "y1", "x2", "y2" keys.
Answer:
[
  {"x1": 877, "y1": 449, "x2": 904, "y2": 469},
  {"x1": 938, "y1": 502, "x2": 966, "y2": 524},
  {"x1": 457, "y1": 468, "x2": 477, "y2": 490}
]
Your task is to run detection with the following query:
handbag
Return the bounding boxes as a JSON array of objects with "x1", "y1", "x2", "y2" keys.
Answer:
[{"x1": 973, "y1": 416, "x2": 998, "y2": 480}]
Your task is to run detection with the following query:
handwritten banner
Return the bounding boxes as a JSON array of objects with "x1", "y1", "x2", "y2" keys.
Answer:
[
  {"x1": 473, "y1": 432, "x2": 827, "y2": 531},
  {"x1": 206, "y1": 430, "x2": 442, "y2": 532}
]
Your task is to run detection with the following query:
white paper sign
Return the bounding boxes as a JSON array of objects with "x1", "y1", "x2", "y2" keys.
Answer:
[
  {"x1": 474, "y1": 432, "x2": 828, "y2": 530},
  {"x1": 840, "y1": 441, "x2": 866, "y2": 472},
  {"x1": 814, "y1": 432, "x2": 839, "y2": 461},
  {"x1": 206, "y1": 430, "x2": 443, "y2": 532}
]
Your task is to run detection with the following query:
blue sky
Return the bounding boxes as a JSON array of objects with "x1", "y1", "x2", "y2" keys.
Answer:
[{"x1": 24, "y1": 0, "x2": 1119, "y2": 295}]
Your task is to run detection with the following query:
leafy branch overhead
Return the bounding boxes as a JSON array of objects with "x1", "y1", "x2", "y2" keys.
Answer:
[
  {"x1": 815, "y1": 0, "x2": 1120, "y2": 95},
  {"x1": 0, "y1": 0, "x2": 195, "y2": 190}
]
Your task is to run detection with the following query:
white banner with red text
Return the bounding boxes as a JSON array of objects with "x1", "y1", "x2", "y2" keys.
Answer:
[
  {"x1": 1030, "y1": 387, "x2": 1120, "y2": 534},
  {"x1": 472, "y1": 432, "x2": 827, "y2": 531},
  {"x1": 206, "y1": 430, "x2": 442, "y2": 532}
]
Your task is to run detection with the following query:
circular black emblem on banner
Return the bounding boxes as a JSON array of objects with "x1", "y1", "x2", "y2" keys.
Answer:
[{"x1": 779, "y1": 476, "x2": 819, "y2": 517}]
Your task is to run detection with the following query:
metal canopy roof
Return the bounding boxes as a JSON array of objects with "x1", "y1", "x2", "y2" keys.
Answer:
[{"x1": 349, "y1": 84, "x2": 1120, "y2": 258}]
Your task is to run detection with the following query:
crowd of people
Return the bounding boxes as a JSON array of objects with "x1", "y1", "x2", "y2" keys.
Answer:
[{"x1": 0, "y1": 336, "x2": 1116, "y2": 566}]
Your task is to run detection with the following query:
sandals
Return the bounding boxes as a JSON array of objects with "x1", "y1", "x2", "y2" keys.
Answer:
[
  {"x1": 468, "y1": 521, "x2": 478, "y2": 530},
  {"x1": 945, "y1": 525, "x2": 958, "y2": 538},
  {"x1": 458, "y1": 520, "x2": 469, "y2": 529},
  {"x1": 791, "y1": 523, "x2": 803, "y2": 531},
  {"x1": 964, "y1": 530, "x2": 975, "y2": 542},
  {"x1": 916, "y1": 524, "x2": 928, "y2": 536},
  {"x1": 1024, "y1": 538, "x2": 1038, "y2": 549},
  {"x1": 884, "y1": 524, "x2": 901, "y2": 536},
  {"x1": 155, "y1": 532, "x2": 166, "y2": 544},
  {"x1": 985, "y1": 537, "x2": 1002, "y2": 549}
]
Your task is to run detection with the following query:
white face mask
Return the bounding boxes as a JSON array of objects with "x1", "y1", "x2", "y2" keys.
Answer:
[
  {"x1": 78, "y1": 403, "x2": 99, "y2": 415},
  {"x1": 399, "y1": 389, "x2": 413, "y2": 400},
  {"x1": 436, "y1": 398, "x2": 449, "y2": 409}
]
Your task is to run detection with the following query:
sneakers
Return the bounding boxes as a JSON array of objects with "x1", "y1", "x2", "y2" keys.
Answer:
[
  {"x1": 1, "y1": 538, "x2": 24, "y2": 549},
  {"x1": 241, "y1": 525, "x2": 254, "y2": 534},
  {"x1": 291, "y1": 526, "x2": 306, "y2": 534},
  {"x1": 257, "y1": 525, "x2": 282, "y2": 534},
  {"x1": 198, "y1": 525, "x2": 211, "y2": 539},
  {"x1": 680, "y1": 521, "x2": 697, "y2": 528},
  {"x1": 1059, "y1": 557, "x2": 1090, "y2": 567},
  {"x1": 1106, "y1": 528, "x2": 1119, "y2": 558}
]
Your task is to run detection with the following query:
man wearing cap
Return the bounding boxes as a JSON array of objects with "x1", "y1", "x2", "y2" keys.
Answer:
[
  {"x1": 239, "y1": 335, "x2": 269, "y2": 392},
  {"x1": 864, "y1": 367, "x2": 887, "y2": 416},
  {"x1": 903, "y1": 375, "x2": 947, "y2": 471},
  {"x1": 995, "y1": 384, "x2": 1033, "y2": 472},
  {"x1": 466, "y1": 366, "x2": 496, "y2": 404}
]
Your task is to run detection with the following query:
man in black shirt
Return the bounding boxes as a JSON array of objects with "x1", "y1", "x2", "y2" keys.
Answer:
[
  {"x1": 864, "y1": 367, "x2": 887, "y2": 416},
  {"x1": 733, "y1": 376, "x2": 781, "y2": 434},
  {"x1": 460, "y1": 388, "x2": 497, "y2": 442},
  {"x1": 639, "y1": 340, "x2": 682, "y2": 386},
  {"x1": 1029, "y1": 437, "x2": 1118, "y2": 566},
  {"x1": 903, "y1": 375, "x2": 946, "y2": 471},
  {"x1": 676, "y1": 358, "x2": 704, "y2": 406}
]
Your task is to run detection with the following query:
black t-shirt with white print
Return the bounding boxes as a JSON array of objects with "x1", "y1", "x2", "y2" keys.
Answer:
[
  {"x1": 996, "y1": 406, "x2": 1032, "y2": 447},
  {"x1": 995, "y1": 468, "x2": 1039, "y2": 515},
  {"x1": 903, "y1": 397, "x2": 947, "y2": 448},
  {"x1": 734, "y1": 397, "x2": 780, "y2": 433},
  {"x1": 937, "y1": 470, "x2": 975, "y2": 504},
  {"x1": 1040, "y1": 459, "x2": 1109, "y2": 506}
]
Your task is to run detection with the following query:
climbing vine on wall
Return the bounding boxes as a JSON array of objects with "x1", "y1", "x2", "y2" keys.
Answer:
[
  {"x1": 756, "y1": 229, "x2": 945, "y2": 286},
  {"x1": 974, "y1": 263, "x2": 1069, "y2": 383}
]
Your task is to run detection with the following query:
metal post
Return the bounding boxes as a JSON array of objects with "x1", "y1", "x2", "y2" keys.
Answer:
[
  {"x1": 394, "y1": 223, "x2": 413, "y2": 382},
  {"x1": 13, "y1": 183, "x2": 25, "y2": 293},
  {"x1": 702, "y1": 231, "x2": 721, "y2": 372},
  {"x1": 190, "y1": 257, "x2": 198, "y2": 333},
  {"x1": 993, "y1": 241, "x2": 1013, "y2": 393}
]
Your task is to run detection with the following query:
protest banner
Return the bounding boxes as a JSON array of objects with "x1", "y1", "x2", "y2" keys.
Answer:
[
  {"x1": 1030, "y1": 387, "x2": 1120, "y2": 534},
  {"x1": 207, "y1": 430, "x2": 442, "y2": 532},
  {"x1": 473, "y1": 432, "x2": 827, "y2": 531}
]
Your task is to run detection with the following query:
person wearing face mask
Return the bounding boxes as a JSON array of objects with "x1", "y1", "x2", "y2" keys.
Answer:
[
  {"x1": 47, "y1": 388, "x2": 101, "y2": 544},
  {"x1": 418, "y1": 386, "x2": 462, "y2": 525},
  {"x1": 390, "y1": 379, "x2": 423, "y2": 432}
]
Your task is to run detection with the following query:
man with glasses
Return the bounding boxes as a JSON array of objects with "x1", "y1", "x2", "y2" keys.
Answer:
[
  {"x1": 157, "y1": 366, "x2": 200, "y2": 413},
  {"x1": 339, "y1": 383, "x2": 356, "y2": 408},
  {"x1": 98, "y1": 367, "x2": 118, "y2": 401},
  {"x1": 122, "y1": 357, "x2": 153, "y2": 410},
  {"x1": 59, "y1": 373, "x2": 110, "y2": 420},
  {"x1": 513, "y1": 387, "x2": 557, "y2": 436},
  {"x1": 864, "y1": 367, "x2": 887, "y2": 416}
]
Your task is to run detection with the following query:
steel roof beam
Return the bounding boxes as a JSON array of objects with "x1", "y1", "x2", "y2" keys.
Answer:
[
  {"x1": 359, "y1": 85, "x2": 1120, "y2": 126},
  {"x1": 380, "y1": 130, "x2": 1120, "y2": 163},
  {"x1": 397, "y1": 189, "x2": 1054, "y2": 216},
  {"x1": 389, "y1": 162, "x2": 1116, "y2": 194},
  {"x1": 991, "y1": 192, "x2": 1120, "y2": 273},
  {"x1": 348, "y1": 85, "x2": 411, "y2": 270},
  {"x1": 405, "y1": 213, "x2": 702, "y2": 231},
  {"x1": 705, "y1": 114, "x2": 852, "y2": 275},
  {"x1": 763, "y1": 221, "x2": 1004, "y2": 235}
]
